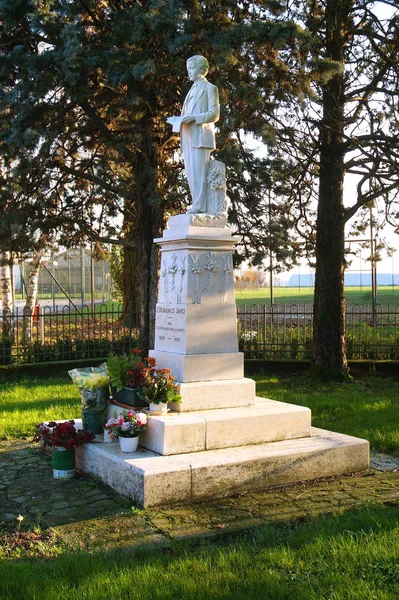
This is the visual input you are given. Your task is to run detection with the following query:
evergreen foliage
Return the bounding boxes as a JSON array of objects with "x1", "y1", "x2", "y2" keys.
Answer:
[{"x1": 0, "y1": 0, "x2": 305, "y2": 351}]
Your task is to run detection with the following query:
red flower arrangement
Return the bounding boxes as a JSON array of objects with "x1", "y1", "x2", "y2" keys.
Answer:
[
  {"x1": 34, "y1": 420, "x2": 95, "y2": 450},
  {"x1": 125, "y1": 354, "x2": 152, "y2": 389},
  {"x1": 137, "y1": 357, "x2": 181, "y2": 406},
  {"x1": 107, "y1": 352, "x2": 182, "y2": 407}
]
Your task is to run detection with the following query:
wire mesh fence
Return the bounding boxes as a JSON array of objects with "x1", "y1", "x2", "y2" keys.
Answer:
[{"x1": 15, "y1": 247, "x2": 114, "y2": 307}]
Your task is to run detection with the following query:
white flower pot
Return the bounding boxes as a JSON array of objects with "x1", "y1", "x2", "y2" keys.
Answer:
[
  {"x1": 149, "y1": 402, "x2": 168, "y2": 414},
  {"x1": 119, "y1": 436, "x2": 139, "y2": 453}
]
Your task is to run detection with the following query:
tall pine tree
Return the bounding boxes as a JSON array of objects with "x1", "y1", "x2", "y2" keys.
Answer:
[{"x1": 0, "y1": 0, "x2": 305, "y2": 351}]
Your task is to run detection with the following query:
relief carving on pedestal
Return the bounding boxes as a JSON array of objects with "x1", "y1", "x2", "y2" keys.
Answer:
[
  {"x1": 189, "y1": 252, "x2": 233, "y2": 304},
  {"x1": 190, "y1": 255, "x2": 202, "y2": 304},
  {"x1": 162, "y1": 252, "x2": 233, "y2": 305},
  {"x1": 161, "y1": 254, "x2": 187, "y2": 301},
  {"x1": 203, "y1": 252, "x2": 218, "y2": 293}
]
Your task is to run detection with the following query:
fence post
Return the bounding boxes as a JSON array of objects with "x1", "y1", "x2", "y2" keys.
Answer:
[
  {"x1": 80, "y1": 245, "x2": 85, "y2": 308},
  {"x1": 40, "y1": 308, "x2": 45, "y2": 345},
  {"x1": 90, "y1": 244, "x2": 95, "y2": 312}
]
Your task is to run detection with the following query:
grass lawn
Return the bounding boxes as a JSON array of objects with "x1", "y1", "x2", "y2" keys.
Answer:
[
  {"x1": 1, "y1": 504, "x2": 399, "y2": 600},
  {"x1": 235, "y1": 285, "x2": 399, "y2": 307},
  {"x1": 1, "y1": 371, "x2": 399, "y2": 600},
  {"x1": 1, "y1": 371, "x2": 398, "y2": 454},
  {"x1": 0, "y1": 376, "x2": 80, "y2": 439},
  {"x1": 255, "y1": 371, "x2": 399, "y2": 455}
]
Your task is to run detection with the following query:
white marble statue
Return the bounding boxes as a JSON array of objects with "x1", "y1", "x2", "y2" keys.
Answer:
[{"x1": 167, "y1": 55, "x2": 226, "y2": 216}]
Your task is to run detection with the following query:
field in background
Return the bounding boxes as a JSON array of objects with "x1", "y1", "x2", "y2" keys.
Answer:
[{"x1": 235, "y1": 286, "x2": 399, "y2": 307}]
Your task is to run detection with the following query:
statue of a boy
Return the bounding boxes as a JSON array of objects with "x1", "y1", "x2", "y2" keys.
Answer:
[{"x1": 167, "y1": 56, "x2": 220, "y2": 214}]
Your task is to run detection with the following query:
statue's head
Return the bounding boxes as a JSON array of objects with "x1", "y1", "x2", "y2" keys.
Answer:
[{"x1": 186, "y1": 55, "x2": 209, "y2": 77}]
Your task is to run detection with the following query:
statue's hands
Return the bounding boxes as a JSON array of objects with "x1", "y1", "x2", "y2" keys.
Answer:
[{"x1": 181, "y1": 115, "x2": 196, "y2": 125}]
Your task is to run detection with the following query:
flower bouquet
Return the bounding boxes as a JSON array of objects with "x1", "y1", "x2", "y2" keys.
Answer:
[
  {"x1": 34, "y1": 420, "x2": 95, "y2": 449},
  {"x1": 106, "y1": 350, "x2": 148, "y2": 407},
  {"x1": 136, "y1": 357, "x2": 181, "y2": 413},
  {"x1": 105, "y1": 410, "x2": 147, "y2": 453},
  {"x1": 34, "y1": 420, "x2": 95, "y2": 479},
  {"x1": 68, "y1": 364, "x2": 110, "y2": 434}
]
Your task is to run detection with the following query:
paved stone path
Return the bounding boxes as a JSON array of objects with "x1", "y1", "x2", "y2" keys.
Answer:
[{"x1": 1, "y1": 440, "x2": 399, "y2": 550}]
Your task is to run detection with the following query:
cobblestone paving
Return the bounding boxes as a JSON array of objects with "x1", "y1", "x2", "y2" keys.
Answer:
[{"x1": 1, "y1": 441, "x2": 399, "y2": 549}]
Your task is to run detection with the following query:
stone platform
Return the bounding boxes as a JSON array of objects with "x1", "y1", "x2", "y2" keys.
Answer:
[
  {"x1": 75, "y1": 220, "x2": 369, "y2": 506},
  {"x1": 76, "y1": 426, "x2": 369, "y2": 508},
  {"x1": 138, "y1": 398, "x2": 311, "y2": 455}
]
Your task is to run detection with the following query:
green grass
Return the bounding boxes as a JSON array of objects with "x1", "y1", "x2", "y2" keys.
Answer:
[
  {"x1": 1, "y1": 371, "x2": 399, "y2": 453},
  {"x1": 0, "y1": 376, "x2": 80, "y2": 439},
  {"x1": 235, "y1": 285, "x2": 399, "y2": 306},
  {"x1": 1, "y1": 372, "x2": 399, "y2": 599},
  {"x1": 1, "y1": 504, "x2": 399, "y2": 599},
  {"x1": 255, "y1": 371, "x2": 399, "y2": 455}
]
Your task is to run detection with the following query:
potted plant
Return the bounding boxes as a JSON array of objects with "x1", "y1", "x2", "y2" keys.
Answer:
[
  {"x1": 69, "y1": 365, "x2": 110, "y2": 434},
  {"x1": 105, "y1": 410, "x2": 147, "y2": 453},
  {"x1": 34, "y1": 420, "x2": 95, "y2": 479},
  {"x1": 106, "y1": 350, "x2": 148, "y2": 407},
  {"x1": 137, "y1": 357, "x2": 181, "y2": 414}
]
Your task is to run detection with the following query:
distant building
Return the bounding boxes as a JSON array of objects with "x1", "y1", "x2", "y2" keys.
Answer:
[{"x1": 286, "y1": 272, "x2": 399, "y2": 287}]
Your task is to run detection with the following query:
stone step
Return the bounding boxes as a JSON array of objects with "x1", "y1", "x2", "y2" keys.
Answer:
[
  {"x1": 136, "y1": 398, "x2": 311, "y2": 456},
  {"x1": 76, "y1": 428, "x2": 370, "y2": 508},
  {"x1": 172, "y1": 377, "x2": 256, "y2": 412},
  {"x1": 150, "y1": 350, "x2": 244, "y2": 383}
]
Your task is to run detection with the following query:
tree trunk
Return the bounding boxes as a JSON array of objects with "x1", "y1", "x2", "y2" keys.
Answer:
[
  {"x1": 124, "y1": 137, "x2": 165, "y2": 355},
  {"x1": 122, "y1": 229, "x2": 140, "y2": 329},
  {"x1": 21, "y1": 236, "x2": 48, "y2": 344},
  {"x1": 312, "y1": 0, "x2": 350, "y2": 377},
  {"x1": 0, "y1": 251, "x2": 14, "y2": 340}
]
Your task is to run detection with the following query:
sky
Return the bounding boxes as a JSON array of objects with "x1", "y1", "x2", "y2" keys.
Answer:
[{"x1": 277, "y1": 1, "x2": 399, "y2": 276}]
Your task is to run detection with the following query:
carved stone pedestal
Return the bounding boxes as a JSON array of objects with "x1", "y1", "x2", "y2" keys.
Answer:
[
  {"x1": 77, "y1": 216, "x2": 369, "y2": 506},
  {"x1": 149, "y1": 215, "x2": 252, "y2": 409}
]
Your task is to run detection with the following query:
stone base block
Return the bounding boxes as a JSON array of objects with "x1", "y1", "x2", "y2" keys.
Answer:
[
  {"x1": 172, "y1": 377, "x2": 256, "y2": 412},
  {"x1": 149, "y1": 350, "x2": 244, "y2": 383},
  {"x1": 163, "y1": 213, "x2": 231, "y2": 238},
  {"x1": 139, "y1": 398, "x2": 311, "y2": 455},
  {"x1": 185, "y1": 429, "x2": 369, "y2": 501},
  {"x1": 77, "y1": 428, "x2": 370, "y2": 507},
  {"x1": 76, "y1": 443, "x2": 192, "y2": 507}
]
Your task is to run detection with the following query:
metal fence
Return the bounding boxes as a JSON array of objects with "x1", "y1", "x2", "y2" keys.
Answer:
[
  {"x1": 0, "y1": 304, "x2": 138, "y2": 365},
  {"x1": 237, "y1": 303, "x2": 399, "y2": 361},
  {"x1": 1, "y1": 303, "x2": 398, "y2": 366}
]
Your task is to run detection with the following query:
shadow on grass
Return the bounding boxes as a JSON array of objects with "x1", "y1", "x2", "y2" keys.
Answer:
[{"x1": 1, "y1": 503, "x2": 399, "y2": 600}]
